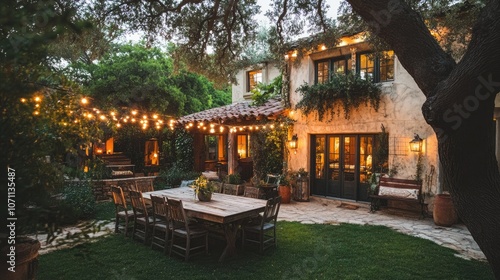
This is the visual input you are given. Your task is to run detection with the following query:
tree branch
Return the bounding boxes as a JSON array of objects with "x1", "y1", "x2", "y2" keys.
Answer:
[{"x1": 346, "y1": 0, "x2": 456, "y2": 96}]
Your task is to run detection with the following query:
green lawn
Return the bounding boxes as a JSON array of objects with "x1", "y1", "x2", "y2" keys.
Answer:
[{"x1": 38, "y1": 221, "x2": 493, "y2": 280}]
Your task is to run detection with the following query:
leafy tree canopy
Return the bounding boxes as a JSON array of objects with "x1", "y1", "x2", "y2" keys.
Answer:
[{"x1": 69, "y1": 42, "x2": 230, "y2": 116}]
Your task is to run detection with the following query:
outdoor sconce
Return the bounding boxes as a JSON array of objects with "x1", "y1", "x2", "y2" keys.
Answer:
[
  {"x1": 289, "y1": 134, "x2": 298, "y2": 154},
  {"x1": 409, "y1": 134, "x2": 423, "y2": 153}
]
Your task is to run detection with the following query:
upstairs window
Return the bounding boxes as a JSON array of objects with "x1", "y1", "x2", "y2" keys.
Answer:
[
  {"x1": 315, "y1": 51, "x2": 394, "y2": 84},
  {"x1": 247, "y1": 70, "x2": 262, "y2": 91},
  {"x1": 315, "y1": 56, "x2": 352, "y2": 84},
  {"x1": 357, "y1": 51, "x2": 395, "y2": 83}
]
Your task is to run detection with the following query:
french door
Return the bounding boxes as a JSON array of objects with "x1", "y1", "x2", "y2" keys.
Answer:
[{"x1": 311, "y1": 134, "x2": 374, "y2": 201}]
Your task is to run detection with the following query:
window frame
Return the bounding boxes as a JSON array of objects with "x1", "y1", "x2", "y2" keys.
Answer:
[
  {"x1": 314, "y1": 51, "x2": 394, "y2": 84},
  {"x1": 247, "y1": 69, "x2": 263, "y2": 92}
]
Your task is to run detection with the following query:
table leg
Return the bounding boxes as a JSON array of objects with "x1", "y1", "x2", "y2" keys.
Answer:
[{"x1": 219, "y1": 220, "x2": 242, "y2": 262}]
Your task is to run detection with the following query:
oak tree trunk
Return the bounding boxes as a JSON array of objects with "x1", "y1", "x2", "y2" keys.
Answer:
[{"x1": 346, "y1": 0, "x2": 500, "y2": 277}]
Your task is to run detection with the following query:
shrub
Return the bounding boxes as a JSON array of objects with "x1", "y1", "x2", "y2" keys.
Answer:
[{"x1": 58, "y1": 180, "x2": 96, "y2": 224}]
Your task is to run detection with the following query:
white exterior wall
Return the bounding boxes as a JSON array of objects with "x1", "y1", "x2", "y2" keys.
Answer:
[
  {"x1": 232, "y1": 62, "x2": 281, "y2": 103},
  {"x1": 287, "y1": 53, "x2": 440, "y2": 196}
]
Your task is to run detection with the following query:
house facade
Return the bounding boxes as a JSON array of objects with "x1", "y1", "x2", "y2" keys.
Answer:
[{"x1": 232, "y1": 35, "x2": 440, "y2": 204}]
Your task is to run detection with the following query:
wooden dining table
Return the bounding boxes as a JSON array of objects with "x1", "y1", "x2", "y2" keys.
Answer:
[{"x1": 142, "y1": 187, "x2": 267, "y2": 261}]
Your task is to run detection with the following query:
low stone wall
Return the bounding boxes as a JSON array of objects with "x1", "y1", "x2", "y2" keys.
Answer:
[{"x1": 92, "y1": 176, "x2": 157, "y2": 201}]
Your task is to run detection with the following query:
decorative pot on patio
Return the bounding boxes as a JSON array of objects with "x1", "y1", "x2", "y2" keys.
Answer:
[
  {"x1": 433, "y1": 193, "x2": 458, "y2": 227},
  {"x1": 278, "y1": 184, "x2": 291, "y2": 204},
  {"x1": 0, "y1": 237, "x2": 40, "y2": 280},
  {"x1": 197, "y1": 192, "x2": 212, "y2": 202},
  {"x1": 293, "y1": 176, "x2": 310, "y2": 202}
]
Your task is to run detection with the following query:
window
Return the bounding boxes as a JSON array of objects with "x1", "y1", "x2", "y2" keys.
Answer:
[
  {"x1": 315, "y1": 56, "x2": 351, "y2": 84},
  {"x1": 205, "y1": 135, "x2": 227, "y2": 161},
  {"x1": 247, "y1": 70, "x2": 262, "y2": 91},
  {"x1": 358, "y1": 51, "x2": 395, "y2": 83},
  {"x1": 379, "y1": 51, "x2": 395, "y2": 82},
  {"x1": 358, "y1": 53, "x2": 375, "y2": 81},
  {"x1": 316, "y1": 61, "x2": 329, "y2": 84},
  {"x1": 237, "y1": 134, "x2": 251, "y2": 158},
  {"x1": 314, "y1": 51, "x2": 394, "y2": 84}
]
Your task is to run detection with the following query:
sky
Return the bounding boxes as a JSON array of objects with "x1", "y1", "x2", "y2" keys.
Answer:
[
  {"x1": 123, "y1": 0, "x2": 343, "y2": 44},
  {"x1": 255, "y1": 0, "x2": 342, "y2": 24}
]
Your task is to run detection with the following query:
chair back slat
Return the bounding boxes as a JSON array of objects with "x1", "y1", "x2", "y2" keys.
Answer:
[
  {"x1": 262, "y1": 196, "x2": 281, "y2": 225},
  {"x1": 111, "y1": 185, "x2": 127, "y2": 211},
  {"x1": 151, "y1": 195, "x2": 168, "y2": 221},
  {"x1": 243, "y1": 186, "x2": 260, "y2": 199},
  {"x1": 129, "y1": 190, "x2": 148, "y2": 218},
  {"x1": 223, "y1": 184, "x2": 238, "y2": 195},
  {"x1": 166, "y1": 198, "x2": 188, "y2": 229}
]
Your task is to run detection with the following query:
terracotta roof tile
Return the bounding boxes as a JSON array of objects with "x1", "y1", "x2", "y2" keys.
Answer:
[{"x1": 177, "y1": 98, "x2": 284, "y2": 125}]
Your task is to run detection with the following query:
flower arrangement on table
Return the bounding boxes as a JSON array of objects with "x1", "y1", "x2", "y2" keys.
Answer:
[{"x1": 191, "y1": 175, "x2": 218, "y2": 201}]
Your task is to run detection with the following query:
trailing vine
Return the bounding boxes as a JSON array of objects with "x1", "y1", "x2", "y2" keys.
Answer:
[
  {"x1": 251, "y1": 75, "x2": 282, "y2": 106},
  {"x1": 296, "y1": 72, "x2": 382, "y2": 120}
]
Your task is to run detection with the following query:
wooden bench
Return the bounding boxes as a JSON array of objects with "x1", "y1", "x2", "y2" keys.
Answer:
[{"x1": 369, "y1": 177, "x2": 426, "y2": 218}]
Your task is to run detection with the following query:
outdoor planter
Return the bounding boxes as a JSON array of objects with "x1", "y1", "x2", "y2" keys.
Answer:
[
  {"x1": 293, "y1": 176, "x2": 310, "y2": 202},
  {"x1": 433, "y1": 193, "x2": 458, "y2": 227},
  {"x1": 278, "y1": 184, "x2": 292, "y2": 203},
  {"x1": 0, "y1": 237, "x2": 40, "y2": 280},
  {"x1": 197, "y1": 192, "x2": 212, "y2": 202}
]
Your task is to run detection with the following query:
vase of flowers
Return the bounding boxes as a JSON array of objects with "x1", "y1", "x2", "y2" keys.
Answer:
[{"x1": 192, "y1": 175, "x2": 217, "y2": 202}]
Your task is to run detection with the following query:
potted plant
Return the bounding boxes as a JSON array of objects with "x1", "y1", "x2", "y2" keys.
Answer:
[
  {"x1": 278, "y1": 173, "x2": 292, "y2": 204},
  {"x1": 192, "y1": 176, "x2": 217, "y2": 202}
]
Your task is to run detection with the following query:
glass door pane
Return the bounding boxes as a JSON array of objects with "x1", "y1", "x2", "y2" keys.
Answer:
[
  {"x1": 311, "y1": 135, "x2": 326, "y2": 196},
  {"x1": 327, "y1": 136, "x2": 341, "y2": 197},
  {"x1": 342, "y1": 136, "x2": 357, "y2": 199}
]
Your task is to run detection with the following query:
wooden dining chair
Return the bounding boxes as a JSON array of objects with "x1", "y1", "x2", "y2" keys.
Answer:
[
  {"x1": 223, "y1": 184, "x2": 238, "y2": 195},
  {"x1": 166, "y1": 198, "x2": 209, "y2": 261},
  {"x1": 243, "y1": 186, "x2": 261, "y2": 199},
  {"x1": 136, "y1": 179, "x2": 154, "y2": 193},
  {"x1": 110, "y1": 186, "x2": 135, "y2": 236},
  {"x1": 150, "y1": 195, "x2": 171, "y2": 254},
  {"x1": 129, "y1": 190, "x2": 154, "y2": 244},
  {"x1": 118, "y1": 181, "x2": 135, "y2": 203},
  {"x1": 242, "y1": 196, "x2": 282, "y2": 254}
]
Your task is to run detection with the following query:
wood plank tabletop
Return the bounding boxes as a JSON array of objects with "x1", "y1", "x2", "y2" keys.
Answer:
[{"x1": 143, "y1": 188, "x2": 267, "y2": 224}]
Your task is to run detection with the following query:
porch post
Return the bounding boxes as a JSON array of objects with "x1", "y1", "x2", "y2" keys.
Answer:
[{"x1": 228, "y1": 131, "x2": 237, "y2": 174}]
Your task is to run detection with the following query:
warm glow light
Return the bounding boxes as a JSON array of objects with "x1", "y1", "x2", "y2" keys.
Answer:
[
  {"x1": 110, "y1": 111, "x2": 116, "y2": 116},
  {"x1": 291, "y1": 51, "x2": 297, "y2": 58},
  {"x1": 116, "y1": 123, "x2": 121, "y2": 128},
  {"x1": 20, "y1": 98, "x2": 27, "y2": 103},
  {"x1": 131, "y1": 118, "x2": 136, "y2": 122},
  {"x1": 219, "y1": 127, "x2": 224, "y2": 132},
  {"x1": 132, "y1": 110, "x2": 138, "y2": 115},
  {"x1": 320, "y1": 44, "x2": 327, "y2": 51},
  {"x1": 153, "y1": 114, "x2": 158, "y2": 119},
  {"x1": 33, "y1": 111, "x2": 39, "y2": 115},
  {"x1": 210, "y1": 128, "x2": 215, "y2": 133},
  {"x1": 143, "y1": 115, "x2": 147, "y2": 119},
  {"x1": 99, "y1": 115, "x2": 106, "y2": 120},
  {"x1": 34, "y1": 96, "x2": 41, "y2": 102},
  {"x1": 81, "y1": 97, "x2": 88, "y2": 105}
]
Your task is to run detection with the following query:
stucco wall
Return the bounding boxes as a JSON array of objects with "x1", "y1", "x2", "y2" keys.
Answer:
[
  {"x1": 287, "y1": 55, "x2": 440, "y2": 197},
  {"x1": 232, "y1": 62, "x2": 281, "y2": 103}
]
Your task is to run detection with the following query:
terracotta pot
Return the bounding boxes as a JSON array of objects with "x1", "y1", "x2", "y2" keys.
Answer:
[
  {"x1": 197, "y1": 192, "x2": 212, "y2": 202},
  {"x1": 0, "y1": 237, "x2": 40, "y2": 280},
  {"x1": 279, "y1": 185, "x2": 291, "y2": 204},
  {"x1": 433, "y1": 193, "x2": 458, "y2": 227}
]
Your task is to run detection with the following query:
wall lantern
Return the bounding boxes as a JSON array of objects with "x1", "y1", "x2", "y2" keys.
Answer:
[
  {"x1": 409, "y1": 134, "x2": 423, "y2": 153},
  {"x1": 289, "y1": 134, "x2": 298, "y2": 153}
]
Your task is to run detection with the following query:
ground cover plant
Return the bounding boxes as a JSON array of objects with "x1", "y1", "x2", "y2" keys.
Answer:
[{"x1": 38, "y1": 222, "x2": 493, "y2": 280}]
